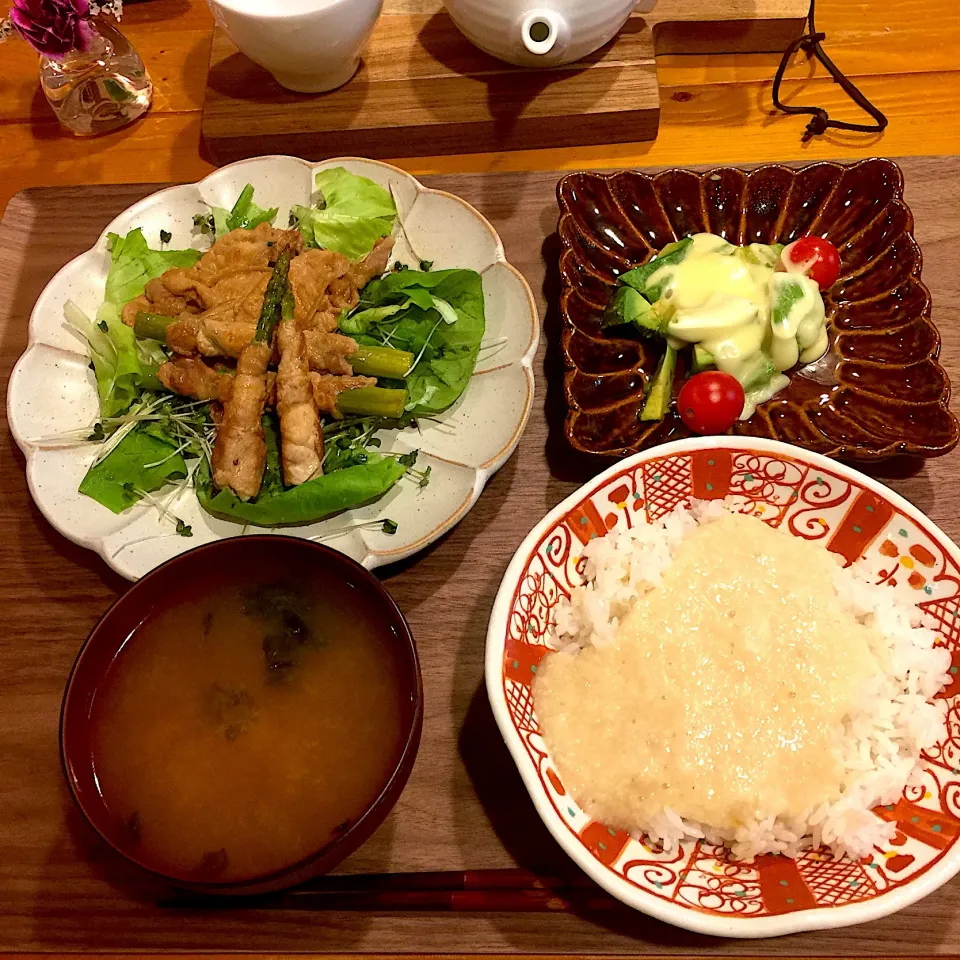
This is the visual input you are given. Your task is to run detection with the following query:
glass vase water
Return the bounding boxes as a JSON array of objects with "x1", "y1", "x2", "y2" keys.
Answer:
[{"x1": 38, "y1": 16, "x2": 152, "y2": 136}]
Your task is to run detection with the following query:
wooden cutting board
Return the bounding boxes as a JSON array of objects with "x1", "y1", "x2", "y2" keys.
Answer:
[
  {"x1": 201, "y1": 0, "x2": 810, "y2": 164},
  {"x1": 1, "y1": 157, "x2": 959, "y2": 954}
]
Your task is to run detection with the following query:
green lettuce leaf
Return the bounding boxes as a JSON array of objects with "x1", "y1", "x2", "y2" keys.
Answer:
[
  {"x1": 211, "y1": 184, "x2": 279, "y2": 238},
  {"x1": 79, "y1": 425, "x2": 188, "y2": 514},
  {"x1": 64, "y1": 301, "x2": 153, "y2": 419},
  {"x1": 338, "y1": 303, "x2": 407, "y2": 336},
  {"x1": 135, "y1": 335, "x2": 169, "y2": 392},
  {"x1": 293, "y1": 167, "x2": 397, "y2": 260},
  {"x1": 105, "y1": 228, "x2": 202, "y2": 306},
  {"x1": 349, "y1": 268, "x2": 485, "y2": 415},
  {"x1": 195, "y1": 415, "x2": 407, "y2": 526}
]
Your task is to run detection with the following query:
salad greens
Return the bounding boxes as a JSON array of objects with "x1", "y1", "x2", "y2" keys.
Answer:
[
  {"x1": 620, "y1": 237, "x2": 693, "y2": 302},
  {"x1": 602, "y1": 232, "x2": 828, "y2": 423},
  {"x1": 67, "y1": 173, "x2": 486, "y2": 533},
  {"x1": 214, "y1": 184, "x2": 279, "y2": 237},
  {"x1": 293, "y1": 168, "x2": 397, "y2": 261},
  {"x1": 65, "y1": 301, "x2": 164, "y2": 419},
  {"x1": 343, "y1": 268, "x2": 485, "y2": 415},
  {"x1": 105, "y1": 228, "x2": 202, "y2": 306},
  {"x1": 76, "y1": 395, "x2": 213, "y2": 515},
  {"x1": 195, "y1": 415, "x2": 409, "y2": 527},
  {"x1": 79, "y1": 424, "x2": 189, "y2": 514},
  {"x1": 192, "y1": 184, "x2": 280, "y2": 239}
]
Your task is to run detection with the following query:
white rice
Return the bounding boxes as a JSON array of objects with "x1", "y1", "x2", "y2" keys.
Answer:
[{"x1": 549, "y1": 500, "x2": 952, "y2": 862}]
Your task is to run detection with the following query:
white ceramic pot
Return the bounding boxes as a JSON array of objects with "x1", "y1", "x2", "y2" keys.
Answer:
[
  {"x1": 443, "y1": 0, "x2": 638, "y2": 67},
  {"x1": 206, "y1": 0, "x2": 385, "y2": 93}
]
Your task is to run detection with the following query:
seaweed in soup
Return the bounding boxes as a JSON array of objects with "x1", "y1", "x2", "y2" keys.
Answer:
[{"x1": 241, "y1": 581, "x2": 323, "y2": 681}]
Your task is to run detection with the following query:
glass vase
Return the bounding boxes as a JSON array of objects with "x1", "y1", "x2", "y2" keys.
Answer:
[{"x1": 38, "y1": 16, "x2": 153, "y2": 136}]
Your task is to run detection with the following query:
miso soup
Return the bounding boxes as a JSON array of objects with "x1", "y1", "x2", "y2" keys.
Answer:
[{"x1": 89, "y1": 565, "x2": 413, "y2": 883}]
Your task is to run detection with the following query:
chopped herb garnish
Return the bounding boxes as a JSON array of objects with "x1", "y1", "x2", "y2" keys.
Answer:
[
  {"x1": 159, "y1": 229, "x2": 172, "y2": 245},
  {"x1": 419, "y1": 259, "x2": 434, "y2": 272},
  {"x1": 392, "y1": 262, "x2": 409, "y2": 273},
  {"x1": 87, "y1": 422, "x2": 106, "y2": 442},
  {"x1": 266, "y1": 240, "x2": 274, "y2": 248},
  {"x1": 418, "y1": 465, "x2": 432, "y2": 488},
  {"x1": 397, "y1": 450, "x2": 419, "y2": 468},
  {"x1": 175, "y1": 519, "x2": 193, "y2": 537},
  {"x1": 381, "y1": 519, "x2": 398, "y2": 535},
  {"x1": 192, "y1": 212, "x2": 215, "y2": 236},
  {"x1": 97, "y1": 319, "x2": 109, "y2": 333}
]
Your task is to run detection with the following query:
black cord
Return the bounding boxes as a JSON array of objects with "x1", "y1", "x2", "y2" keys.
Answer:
[{"x1": 772, "y1": 0, "x2": 888, "y2": 141}]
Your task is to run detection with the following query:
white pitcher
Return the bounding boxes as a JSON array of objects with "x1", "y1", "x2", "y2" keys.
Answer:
[
  {"x1": 207, "y1": 0, "x2": 385, "y2": 93},
  {"x1": 443, "y1": 0, "x2": 639, "y2": 67}
]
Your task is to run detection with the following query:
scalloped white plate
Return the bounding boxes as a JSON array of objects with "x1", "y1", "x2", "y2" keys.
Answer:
[{"x1": 7, "y1": 157, "x2": 540, "y2": 580}]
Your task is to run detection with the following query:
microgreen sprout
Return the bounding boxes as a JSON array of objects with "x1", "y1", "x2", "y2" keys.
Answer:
[
  {"x1": 307, "y1": 517, "x2": 399, "y2": 543},
  {"x1": 120, "y1": 481, "x2": 192, "y2": 535}
]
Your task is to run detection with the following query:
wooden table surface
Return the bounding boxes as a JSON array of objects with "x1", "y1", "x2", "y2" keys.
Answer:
[
  {"x1": 1, "y1": 1, "x2": 959, "y2": 956},
  {"x1": 1, "y1": 0, "x2": 959, "y2": 219},
  {"x1": 2, "y1": 158, "x2": 960, "y2": 956}
]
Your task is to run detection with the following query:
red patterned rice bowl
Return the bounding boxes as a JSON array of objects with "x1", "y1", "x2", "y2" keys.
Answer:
[{"x1": 485, "y1": 437, "x2": 960, "y2": 937}]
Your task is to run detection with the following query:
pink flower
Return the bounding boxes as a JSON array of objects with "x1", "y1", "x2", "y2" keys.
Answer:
[{"x1": 10, "y1": 0, "x2": 94, "y2": 58}]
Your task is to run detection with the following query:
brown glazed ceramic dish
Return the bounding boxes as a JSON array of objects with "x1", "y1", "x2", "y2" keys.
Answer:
[
  {"x1": 60, "y1": 536, "x2": 423, "y2": 897},
  {"x1": 557, "y1": 159, "x2": 959, "y2": 460}
]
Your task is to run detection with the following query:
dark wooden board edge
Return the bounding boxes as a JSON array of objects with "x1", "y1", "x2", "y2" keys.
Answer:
[{"x1": 203, "y1": 110, "x2": 663, "y2": 167}]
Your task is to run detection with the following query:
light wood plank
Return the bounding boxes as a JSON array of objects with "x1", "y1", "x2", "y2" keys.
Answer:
[
  {"x1": 402, "y1": 71, "x2": 960, "y2": 174},
  {"x1": 658, "y1": 0, "x2": 960, "y2": 87},
  {"x1": 1, "y1": 68, "x2": 959, "y2": 216}
]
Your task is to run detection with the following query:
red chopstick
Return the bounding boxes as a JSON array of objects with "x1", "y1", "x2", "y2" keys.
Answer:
[
  {"x1": 293, "y1": 867, "x2": 597, "y2": 893},
  {"x1": 162, "y1": 867, "x2": 620, "y2": 913}
]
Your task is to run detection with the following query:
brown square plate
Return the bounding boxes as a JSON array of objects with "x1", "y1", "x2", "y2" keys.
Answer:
[{"x1": 557, "y1": 159, "x2": 959, "y2": 460}]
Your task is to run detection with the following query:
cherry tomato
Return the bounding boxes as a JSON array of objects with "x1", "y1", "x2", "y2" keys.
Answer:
[
  {"x1": 781, "y1": 235, "x2": 841, "y2": 290},
  {"x1": 677, "y1": 372, "x2": 745, "y2": 435}
]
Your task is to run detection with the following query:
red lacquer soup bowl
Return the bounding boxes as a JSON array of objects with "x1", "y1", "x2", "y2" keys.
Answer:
[
  {"x1": 61, "y1": 535, "x2": 423, "y2": 896},
  {"x1": 486, "y1": 437, "x2": 960, "y2": 937}
]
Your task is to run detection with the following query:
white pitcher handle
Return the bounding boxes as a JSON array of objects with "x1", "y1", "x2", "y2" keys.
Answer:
[{"x1": 521, "y1": 10, "x2": 564, "y2": 56}]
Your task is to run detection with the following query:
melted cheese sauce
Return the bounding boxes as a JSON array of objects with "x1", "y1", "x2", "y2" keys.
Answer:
[{"x1": 534, "y1": 513, "x2": 880, "y2": 830}]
